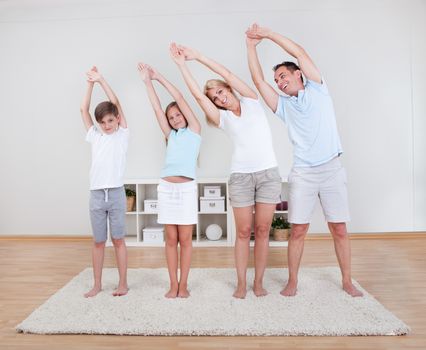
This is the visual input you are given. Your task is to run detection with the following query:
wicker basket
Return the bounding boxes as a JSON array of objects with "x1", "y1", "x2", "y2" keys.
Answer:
[
  {"x1": 273, "y1": 228, "x2": 290, "y2": 241},
  {"x1": 126, "y1": 196, "x2": 136, "y2": 212}
]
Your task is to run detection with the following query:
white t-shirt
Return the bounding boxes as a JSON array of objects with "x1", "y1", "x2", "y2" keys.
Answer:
[
  {"x1": 219, "y1": 97, "x2": 277, "y2": 173},
  {"x1": 86, "y1": 125, "x2": 129, "y2": 190}
]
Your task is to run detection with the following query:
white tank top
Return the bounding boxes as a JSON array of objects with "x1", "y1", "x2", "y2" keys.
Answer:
[{"x1": 219, "y1": 97, "x2": 277, "y2": 173}]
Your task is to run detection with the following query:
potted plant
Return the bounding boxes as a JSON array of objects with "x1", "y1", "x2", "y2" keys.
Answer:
[
  {"x1": 271, "y1": 216, "x2": 291, "y2": 241},
  {"x1": 125, "y1": 187, "x2": 136, "y2": 212}
]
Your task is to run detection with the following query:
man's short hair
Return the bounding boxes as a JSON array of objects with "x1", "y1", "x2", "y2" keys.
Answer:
[{"x1": 272, "y1": 61, "x2": 301, "y2": 72}]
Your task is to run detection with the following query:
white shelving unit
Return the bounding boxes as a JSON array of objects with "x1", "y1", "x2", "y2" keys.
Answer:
[
  {"x1": 111, "y1": 178, "x2": 231, "y2": 247},
  {"x1": 109, "y1": 178, "x2": 289, "y2": 247},
  {"x1": 196, "y1": 180, "x2": 230, "y2": 246}
]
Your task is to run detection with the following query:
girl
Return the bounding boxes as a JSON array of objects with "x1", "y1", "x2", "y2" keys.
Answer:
[
  {"x1": 138, "y1": 48, "x2": 201, "y2": 298},
  {"x1": 171, "y1": 42, "x2": 281, "y2": 299}
]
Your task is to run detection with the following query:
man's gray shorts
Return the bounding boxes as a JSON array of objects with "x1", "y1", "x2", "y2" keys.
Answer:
[
  {"x1": 228, "y1": 167, "x2": 282, "y2": 208},
  {"x1": 288, "y1": 157, "x2": 350, "y2": 224},
  {"x1": 89, "y1": 186, "x2": 126, "y2": 243}
]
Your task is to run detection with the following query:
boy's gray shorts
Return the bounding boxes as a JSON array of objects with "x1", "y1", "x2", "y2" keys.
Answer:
[
  {"x1": 228, "y1": 167, "x2": 282, "y2": 208},
  {"x1": 89, "y1": 186, "x2": 126, "y2": 243}
]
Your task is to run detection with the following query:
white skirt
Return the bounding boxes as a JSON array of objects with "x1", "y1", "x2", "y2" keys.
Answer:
[{"x1": 157, "y1": 179, "x2": 198, "y2": 225}]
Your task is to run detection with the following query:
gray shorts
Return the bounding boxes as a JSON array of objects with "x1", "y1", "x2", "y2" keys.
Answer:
[
  {"x1": 89, "y1": 186, "x2": 126, "y2": 243},
  {"x1": 288, "y1": 157, "x2": 350, "y2": 224},
  {"x1": 228, "y1": 167, "x2": 282, "y2": 208}
]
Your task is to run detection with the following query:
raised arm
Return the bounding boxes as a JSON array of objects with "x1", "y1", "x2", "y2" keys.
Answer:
[
  {"x1": 137, "y1": 63, "x2": 172, "y2": 137},
  {"x1": 247, "y1": 24, "x2": 321, "y2": 83},
  {"x1": 150, "y1": 47, "x2": 201, "y2": 135},
  {"x1": 170, "y1": 43, "x2": 221, "y2": 127},
  {"x1": 178, "y1": 44, "x2": 258, "y2": 100},
  {"x1": 86, "y1": 67, "x2": 128, "y2": 128},
  {"x1": 80, "y1": 77, "x2": 95, "y2": 131},
  {"x1": 245, "y1": 25, "x2": 279, "y2": 112}
]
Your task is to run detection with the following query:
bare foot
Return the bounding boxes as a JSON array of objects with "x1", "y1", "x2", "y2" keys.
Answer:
[
  {"x1": 233, "y1": 284, "x2": 247, "y2": 299},
  {"x1": 343, "y1": 282, "x2": 363, "y2": 297},
  {"x1": 112, "y1": 285, "x2": 128, "y2": 296},
  {"x1": 178, "y1": 284, "x2": 190, "y2": 298},
  {"x1": 165, "y1": 284, "x2": 179, "y2": 298},
  {"x1": 280, "y1": 282, "x2": 297, "y2": 297},
  {"x1": 253, "y1": 282, "x2": 268, "y2": 297},
  {"x1": 84, "y1": 286, "x2": 101, "y2": 298}
]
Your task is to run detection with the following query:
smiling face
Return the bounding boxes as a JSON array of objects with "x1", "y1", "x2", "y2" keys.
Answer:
[
  {"x1": 274, "y1": 65, "x2": 303, "y2": 97},
  {"x1": 99, "y1": 114, "x2": 120, "y2": 134},
  {"x1": 206, "y1": 85, "x2": 237, "y2": 110},
  {"x1": 94, "y1": 101, "x2": 120, "y2": 134},
  {"x1": 166, "y1": 105, "x2": 187, "y2": 130}
]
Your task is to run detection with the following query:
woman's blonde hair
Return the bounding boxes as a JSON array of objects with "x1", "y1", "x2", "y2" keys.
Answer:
[{"x1": 203, "y1": 79, "x2": 238, "y2": 125}]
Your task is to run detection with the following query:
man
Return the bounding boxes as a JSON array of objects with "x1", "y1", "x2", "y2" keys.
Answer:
[{"x1": 246, "y1": 23, "x2": 362, "y2": 297}]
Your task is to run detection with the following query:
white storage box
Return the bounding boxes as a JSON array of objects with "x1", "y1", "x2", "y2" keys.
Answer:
[
  {"x1": 144, "y1": 199, "x2": 158, "y2": 213},
  {"x1": 143, "y1": 226, "x2": 164, "y2": 243},
  {"x1": 203, "y1": 185, "x2": 221, "y2": 198},
  {"x1": 200, "y1": 196, "x2": 225, "y2": 213}
]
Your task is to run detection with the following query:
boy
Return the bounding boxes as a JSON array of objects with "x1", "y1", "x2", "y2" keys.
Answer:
[{"x1": 80, "y1": 66, "x2": 129, "y2": 298}]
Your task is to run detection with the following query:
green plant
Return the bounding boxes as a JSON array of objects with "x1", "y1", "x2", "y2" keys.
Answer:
[
  {"x1": 271, "y1": 216, "x2": 291, "y2": 229},
  {"x1": 125, "y1": 188, "x2": 136, "y2": 197}
]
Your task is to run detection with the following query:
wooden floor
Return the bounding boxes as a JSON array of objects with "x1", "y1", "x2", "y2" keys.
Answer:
[{"x1": 1, "y1": 236, "x2": 426, "y2": 350}]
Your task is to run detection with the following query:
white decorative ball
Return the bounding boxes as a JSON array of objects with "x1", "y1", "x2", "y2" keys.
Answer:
[{"x1": 205, "y1": 224, "x2": 223, "y2": 241}]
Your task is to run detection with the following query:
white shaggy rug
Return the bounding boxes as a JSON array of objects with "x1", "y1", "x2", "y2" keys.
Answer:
[{"x1": 16, "y1": 267, "x2": 409, "y2": 336}]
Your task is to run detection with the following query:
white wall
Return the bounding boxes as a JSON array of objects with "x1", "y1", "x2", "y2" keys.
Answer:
[
  {"x1": 412, "y1": 1, "x2": 426, "y2": 230},
  {"x1": 0, "y1": 0, "x2": 425, "y2": 235}
]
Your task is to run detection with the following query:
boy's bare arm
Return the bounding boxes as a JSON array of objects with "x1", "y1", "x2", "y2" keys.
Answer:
[
  {"x1": 87, "y1": 67, "x2": 128, "y2": 129},
  {"x1": 80, "y1": 81, "x2": 95, "y2": 131}
]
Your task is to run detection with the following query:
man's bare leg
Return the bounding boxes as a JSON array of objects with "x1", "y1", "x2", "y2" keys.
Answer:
[
  {"x1": 280, "y1": 223, "x2": 309, "y2": 296},
  {"x1": 328, "y1": 222, "x2": 363, "y2": 297}
]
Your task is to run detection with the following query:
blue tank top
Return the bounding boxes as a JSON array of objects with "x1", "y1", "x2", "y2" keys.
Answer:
[{"x1": 160, "y1": 127, "x2": 201, "y2": 179}]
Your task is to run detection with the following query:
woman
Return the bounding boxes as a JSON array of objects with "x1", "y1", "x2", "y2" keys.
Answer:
[
  {"x1": 138, "y1": 48, "x2": 201, "y2": 298},
  {"x1": 171, "y1": 42, "x2": 281, "y2": 298}
]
